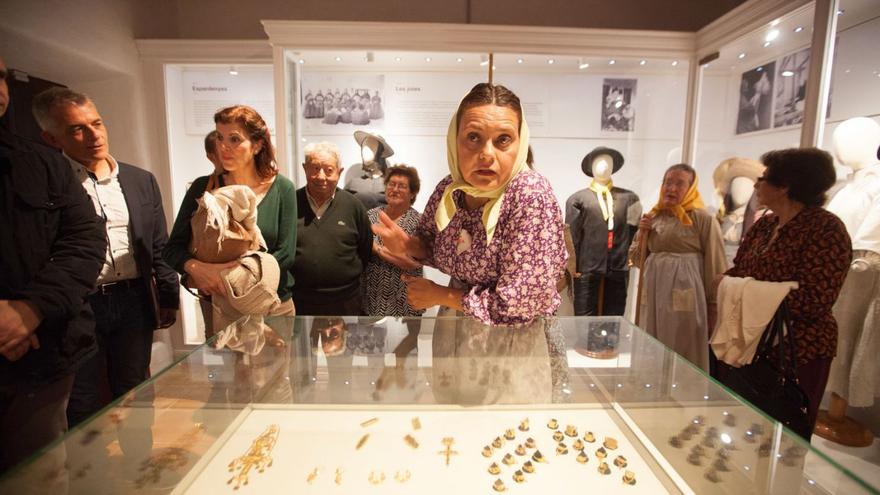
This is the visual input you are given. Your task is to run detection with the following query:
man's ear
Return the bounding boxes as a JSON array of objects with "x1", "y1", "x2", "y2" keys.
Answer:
[{"x1": 40, "y1": 129, "x2": 61, "y2": 149}]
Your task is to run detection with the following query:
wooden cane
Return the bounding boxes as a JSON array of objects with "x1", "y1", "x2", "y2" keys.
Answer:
[{"x1": 633, "y1": 227, "x2": 650, "y2": 326}]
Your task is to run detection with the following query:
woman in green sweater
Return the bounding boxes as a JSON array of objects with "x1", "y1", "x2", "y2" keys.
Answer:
[{"x1": 164, "y1": 105, "x2": 297, "y2": 334}]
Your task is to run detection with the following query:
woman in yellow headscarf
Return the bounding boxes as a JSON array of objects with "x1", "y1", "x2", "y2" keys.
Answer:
[
  {"x1": 372, "y1": 83, "x2": 567, "y2": 325},
  {"x1": 630, "y1": 164, "x2": 727, "y2": 370}
]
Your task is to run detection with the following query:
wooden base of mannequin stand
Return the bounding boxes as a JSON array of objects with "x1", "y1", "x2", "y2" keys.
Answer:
[{"x1": 813, "y1": 393, "x2": 874, "y2": 447}]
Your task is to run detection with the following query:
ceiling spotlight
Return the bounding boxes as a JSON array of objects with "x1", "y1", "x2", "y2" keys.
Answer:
[
  {"x1": 757, "y1": 66, "x2": 764, "y2": 72},
  {"x1": 794, "y1": 26, "x2": 804, "y2": 33},
  {"x1": 782, "y1": 70, "x2": 794, "y2": 77},
  {"x1": 456, "y1": 57, "x2": 463, "y2": 63},
  {"x1": 547, "y1": 58, "x2": 555, "y2": 64},
  {"x1": 765, "y1": 29, "x2": 780, "y2": 42},
  {"x1": 671, "y1": 60, "x2": 679, "y2": 66},
  {"x1": 763, "y1": 41, "x2": 772, "y2": 47},
  {"x1": 334, "y1": 56, "x2": 342, "y2": 61},
  {"x1": 639, "y1": 60, "x2": 647, "y2": 65},
  {"x1": 517, "y1": 58, "x2": 524, "y2": 64},
  {"x1": 579, "y1": 62, "x2": 590, "y2": 69},
  {"x1": 394, "y1": 56, "x2": 401, "y2": 62},
  {"x1": 479, "y1": 55, "x2": 489, "y2": 66},
  {"x1": 228, "y1": 66, "x2": 238, "y2": 76},
  {"x1": 703, "y1": 64, "x2": 710, "y2": 69},
  {"x1": 837, "y1": 9, "x2": 845, "y2": 15},
  {"x1": 425, "y1": 57, "x2": 432, "y2": 62},
  {"x1": 738, "y1": 52, "x2": 746, "y2": 59},
  {"x1": 770, "y1": 18, "x2": 781, "y2": 27},
  {"x1": 609, "y1": 59, "x2": 616, "y2": 65}
]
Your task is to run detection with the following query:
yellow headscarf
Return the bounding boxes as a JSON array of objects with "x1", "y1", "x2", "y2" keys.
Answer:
[
  {"x1": 648, "y1": 174, "x2": 705, "y2": 226},
  {"x1": 434, "y1": 101, "x2": 531, "y2": 243}
]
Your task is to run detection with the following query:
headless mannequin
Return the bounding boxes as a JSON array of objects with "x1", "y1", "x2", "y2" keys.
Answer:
[
  {"x1": 817, "y1": 117, "x2": 880, "y2": 446},
  {"x1": 720, "y1": 177, "x2": 757, "y2": 263},
  {"x1": 344, "y1": 139, "x2": 389, "y2": 210}
]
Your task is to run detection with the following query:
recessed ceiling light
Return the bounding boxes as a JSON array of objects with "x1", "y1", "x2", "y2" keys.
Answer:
[
  {"x1": 228, "y1": 67, "x2": 238, "y2": 76},
  {"x1": 425, "y1": 57, "x2": 432, "y2": 62},
  {"x1": 837, "y1": 9, "x2": 845, "y2": 15},
  {"x1": 770, "y1": 18, "x2": 781, "y2": 27},
  {"x1": 703, "y1": 64, "x2": 710, "y2": 69},
  {"x1": 639, "y1": 60, "x2": 646, "y2": 65},
  {"x1": 609, "y1": 59, "x2": 616, "y2": 65},
  {"x1": 334, "y1": 56, "x2": 342, "y2": 61},
  {"x1": 765, "y1": 29, "x2": 780, "y2": 42},
  {"x1": 844, "y1": 69, "x2": 851, "y2": 73},
  {"x1": 298, "y1": 59, "x2": 305, "y2": 64},
  {"x1": 547, "y1": 58, "x2": 555, "y2": 64},
  {"x1": 738, "y1": 52, "x2": 746, "y2": 59},
  {"x1": 782, "y1": 70, "x2": 794, "y2": 77},
  {"x1": 456, "y1": 57, "x2": 463, "y2": 63},
  {"x1": 517, "y1": 58, "x2": 524, "y2": 64},
  {"x1": 395, "y1": 56, "x2": 401, "y2": 62},
  {"x1": 763, "y1": 41, "x2": 772, "y2": 48},
  {"x1": 757, "y1": 67, "x2": 764, "y2": 72},
  {"x1": 794, "y1": 26, "x2": 804, "y2": 33},
  {"x1": 671, "y1": 60, "x2": 679, "y2": 66},
  {"x1": 579, "y1": 62, "x2": 590, "y2": 69}
]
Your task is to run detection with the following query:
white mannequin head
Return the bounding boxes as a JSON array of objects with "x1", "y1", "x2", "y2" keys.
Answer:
[
  {"x1": 591, "y1": 154, "x2": 613, "y2": 184},
  {"x1": 832, "y1": 117, "x2": 880, "y2": 172},
  {"x1": 729, "y1": 176, "x2": 754, "y2": 209}
]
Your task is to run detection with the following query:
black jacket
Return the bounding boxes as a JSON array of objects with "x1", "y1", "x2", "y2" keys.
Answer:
[
  {"x1": 0, "y1": 127, "x2": 106, "y2": 386},
  {"x1": 116, "y1": 162, "x2": 179, "y2": 317}
]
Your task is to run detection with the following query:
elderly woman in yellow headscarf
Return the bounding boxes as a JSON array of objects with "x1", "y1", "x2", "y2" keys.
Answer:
[
  {"x1": 630, "y1": 164, "x2": 727, "y2": 370},
  {"x1": 372, "y1": 83, "x2": 567, "y2": 325}
]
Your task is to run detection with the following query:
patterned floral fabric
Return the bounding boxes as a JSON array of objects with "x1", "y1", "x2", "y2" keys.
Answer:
[
  {"x1": 417, "y1": 170, "x2": 567, "y2": 326},
  {"x1": 727, "y1": 207, "x2": 851, "y2": 365},
  {"x1": 362, "y1": 206, "x2": 424, "y2": 317}
]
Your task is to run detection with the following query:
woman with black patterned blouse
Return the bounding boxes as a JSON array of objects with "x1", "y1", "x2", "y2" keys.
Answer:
[
  {"x1": 719, "y1": 148, "x2": 851, "y2": 433},
  {"x1": 362, "y1": 165, "x2": 425, "y2": 317}
]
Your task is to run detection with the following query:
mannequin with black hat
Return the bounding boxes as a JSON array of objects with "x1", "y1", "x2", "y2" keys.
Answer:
[
  {"x1": 712, "y1": 157, "x2": 766, "y2": 264},
  {"x1": 564, "y1": 147, "x2": 642, "y2": 318},
  {"x1": 344, "y1": 130, "x2": 394, "y2": 210}
]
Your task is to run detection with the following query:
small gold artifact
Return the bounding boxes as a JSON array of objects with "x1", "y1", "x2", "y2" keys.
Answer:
[
  {"x1": 532, "y1": 450, "x2": 547, "y2": 463},
  {"x1": 693, "y1": 415, "x2": 706, "y2": 425},
  {"x1": 306, "y1": 468, "x2": 318, "y2": 485},
  {"x1": 360, "y1": 417, "x2": 379, "y2": 428},
  {"x1": 595, "y1": 446, "x2": 607, "y2": 459},
  {"x1": 522, "y1": 460, "x2": 535, "y2": 473},
  {"x1": 702, "y1": 436, "x2": 718, "y2": 448},
  {"x1": 502, "y1": 453, "x2": 516, "y2": 465},
  {"x1": 723, "y1": 413, "x2": 736, "y2": 427},
  {"x1": 603, "y1": 437, "x2": 618, "y2": 450},
  {"x1": 598, "y1": 461, "x2": 611, "y2": 475},
  {"x1": 504, "y1": 429, "x2": 516, "y2": 441},
  {"x1": 614, "y1": 455, "x2": 628, "y2": 468},
  {"x1": 438, "y1": 437, "x2": 459, "y2": 466},
  {"x1": 525, "y1": 437, "x2": 536, "y2": 449},
  {"x1": 622, "y1": 470, "x2": 636, "y2": 485},
  {"x1": 555, "y1": 443, "x2": 568, "y2": 455},
  {"x1": 368, "y1": 471, "x2": 386, "y2": 485},
  {"x1": 492, "y1": 436, "x2": 504, "y2": 449},
  {"x1": 552, "y1": 431, "x2": 564, "y2": 442},
  {"x1": 334, "y1": 468, "x2": 343, "y2": 485},
  {"x1": 572, "y1": 439, "x2": 584, "y2": 451},
  {"x1": 669, "y1": 435, "x2": 684, "y2": 448},
  {"x1": 493, "y1": 478, "x2": 507, "y2": 492},
  {"x1": 482, "y1": 446, "x2": 494, "y2": 457},
  {"x1": 687, "y1": 452, "x2": 703, "y2": 466},
  {"x1": 512, "y1": 470, "x2": 526, "y2": 483},
  {"x1": 564, "y1": 425, "x2": 578, "y2": 437},
  {"x1": 356, "y1": 434, "x2": 370, "y2": 450},
  {"x1": 394, "y1": 470, "x2": 411, "y2": 483},
  {"x1": 519, "y1": 419, "x2": 530, "y2": 432},
  {"x1": 226, "y1": 424, "x2": 279, "y2": 490},
  {"x1": 583, "y1": 431, "x2": 596, "y2": 443},
  {"x1": 712, "y1": 458, "x2": 730, "y2": 472},
  {"x1": 576, "y1": 450, "x2": 589, "y2": 464},
  {"x1": 404, "y1": 434, "x2": 419, "y2": 449},
  {"x1": 547, "y1": 419, "x2": 559, "y2": 430},
  {"x1": 515, "y1": 444, "x2": 527, "y2": 456},
  {"x1": 488, "y1": 462, "x2": 501, "y2": 475},
  {"x1": 704, "y1": 468, "x2": 721, "y2": 483}
]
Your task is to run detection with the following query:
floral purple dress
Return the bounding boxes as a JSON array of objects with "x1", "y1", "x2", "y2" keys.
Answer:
[{"x1": 417, "y1": 170, "x2": 567, "y2": 325}]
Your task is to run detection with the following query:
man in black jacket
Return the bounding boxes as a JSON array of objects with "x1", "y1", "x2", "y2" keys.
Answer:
[
  {"x1": 0, "y1": 57, "x2": 106, "y2": 471},
  {"x1": 31, "y1": 87, "x2": 179, "y2": 428}
]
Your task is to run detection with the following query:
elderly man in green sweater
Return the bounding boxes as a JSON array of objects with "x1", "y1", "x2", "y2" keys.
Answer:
[{"x1": 293, "y1": 142, "x2": 372, "y2": 315}]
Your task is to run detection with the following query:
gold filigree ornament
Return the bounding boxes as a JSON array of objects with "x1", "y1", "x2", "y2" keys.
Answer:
[
  {"x1": 368, "y1": 471, "x2": 386, "y2": 485},
  {"x1": 438, "y1": 437, "x2": 459, "y2": 466},
  {"x1": 135, "y1": 423, "x2": 205, "y2": 489},
  {"x1": 334, "y1": 468, "x2": 343, "y2": 485},
  {"x1": 356, "y1": 434, "x2": 370, "y2": 450},
  {"x1": 306, "y1": 468, "x2": 319, "y2": 485},
  {"x1": 394, "y1": 470, "x2": 411, "y2": 483},
  {"x1": 360, "y1": 417, "x2": 379, "y2": 428},
  {"x1": 404, "y1": 434, "x2": 419, "y2": 449},
  {"x1": 227, "y1": 424, "x2": 279, "y2": 490},
  {"x1": 412, "y1": 417, "x2": 422, "y2": 430},
  {"x1": 519, "y1": 419, "x2": 530, "y2": 432}
]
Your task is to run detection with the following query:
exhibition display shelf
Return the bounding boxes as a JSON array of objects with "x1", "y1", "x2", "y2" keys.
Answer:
[{"x1": 1, "y1": 316, "x2": 876, "y2": 494}]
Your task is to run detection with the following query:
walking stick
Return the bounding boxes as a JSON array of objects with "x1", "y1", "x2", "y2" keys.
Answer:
[{"x1": 633, "y1": 227, "x2": 650, "y2": 326}]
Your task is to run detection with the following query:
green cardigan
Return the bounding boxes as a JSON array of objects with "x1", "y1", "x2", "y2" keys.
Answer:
[{"x1": 164, "y1": 174, "x2": 297, "y2": 302}]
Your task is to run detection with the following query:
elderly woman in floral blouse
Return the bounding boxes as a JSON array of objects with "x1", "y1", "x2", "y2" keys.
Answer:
[{"x1": 372, "y1": 83, "x2": 567, "y2": 325}]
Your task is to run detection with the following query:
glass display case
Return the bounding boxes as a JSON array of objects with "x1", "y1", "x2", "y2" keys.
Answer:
[{"x1": 1, "y1": 316, "x2": 876, "y2": 494}]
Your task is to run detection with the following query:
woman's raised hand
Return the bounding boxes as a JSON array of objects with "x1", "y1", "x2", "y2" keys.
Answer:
[{"x1": 372, "y1": 210, "x2": 412, "y2": 256}]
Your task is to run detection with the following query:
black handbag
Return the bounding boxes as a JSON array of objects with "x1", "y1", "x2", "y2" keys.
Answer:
[{"x1": 718, "y1": 302, "x2": 812, "y2": 439}]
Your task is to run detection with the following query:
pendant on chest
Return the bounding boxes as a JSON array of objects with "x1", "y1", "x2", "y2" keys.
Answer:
[{"x1": 456, "y1": 229, "x2": 473, "y2": 255}]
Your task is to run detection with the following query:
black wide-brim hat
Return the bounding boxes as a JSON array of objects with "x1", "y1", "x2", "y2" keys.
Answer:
[
  {"x1": 581, "y1": 147, "x2": 624, "y2": 177},
  {"x1": 354, "y1": 130, "x2": 394, "y2": 159}
]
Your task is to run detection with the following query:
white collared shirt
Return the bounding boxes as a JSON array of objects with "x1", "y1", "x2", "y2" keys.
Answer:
[
  {"x1": 66, "y1": 153, "x2": 139, "y2": 284},
  {"x1": 306, "y1": 187, "x2": 336, "y2": 219}
]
